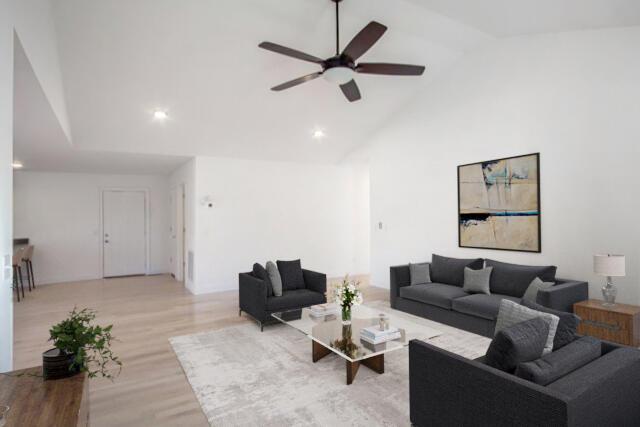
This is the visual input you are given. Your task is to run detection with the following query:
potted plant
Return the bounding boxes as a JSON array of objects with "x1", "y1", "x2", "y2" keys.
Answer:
[
  {"x1": 44, "y1": 308, "x2": 121, "y2": 380},
  {"x1": 334, "y1": 275, "x2": 363, "y2": 325}
]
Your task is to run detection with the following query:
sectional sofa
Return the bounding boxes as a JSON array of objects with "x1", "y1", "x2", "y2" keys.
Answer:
[
  {"x1": 409, "y1": 338, "x2": 640, "y2": 426},
  {"x1": 390, "y1": 255, "x2": 589, "y2": 337}
]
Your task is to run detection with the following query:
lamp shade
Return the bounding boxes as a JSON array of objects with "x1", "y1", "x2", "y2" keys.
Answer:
[{"x1": 593, "y1": 254, "x2": 626, "y2": 277}]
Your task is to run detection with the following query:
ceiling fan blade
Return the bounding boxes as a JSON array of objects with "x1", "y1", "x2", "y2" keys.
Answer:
[
  {"x1": 271, "y1": 72, "x2": 323, "y2": 91},
  {"x1": 339, "y1": 79, "x2": 361, "y2": 102},
  {"x1": 342, "y1": 22, "x2": 387, "y2": 61},
  {"x1": 356, "y1": 63, "x2": 425, "y2": 76},
  {"x1": 259, "y1": 42, "x2": 324, "y2": 64}
]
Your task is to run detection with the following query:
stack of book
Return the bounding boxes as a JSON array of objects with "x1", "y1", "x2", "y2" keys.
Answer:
[
  {"x1": 309, "y1": 303, "x2": 338, "y2": 318},
  {"x1": 360, "y1": 325, "x2": 401, "y2": 344}
]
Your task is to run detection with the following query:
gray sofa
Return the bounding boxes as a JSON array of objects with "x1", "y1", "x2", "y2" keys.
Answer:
[
  {"x1": 391, "y1": 256, "x2": 589, "y2": 338},
  {"x1": 409, "y1": 338, "x2": 640, "y2": 426}
]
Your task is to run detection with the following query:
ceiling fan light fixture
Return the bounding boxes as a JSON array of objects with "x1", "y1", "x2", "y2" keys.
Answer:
[{"x1": 323, "y1": 66, "x2": 355, "y2": 85}]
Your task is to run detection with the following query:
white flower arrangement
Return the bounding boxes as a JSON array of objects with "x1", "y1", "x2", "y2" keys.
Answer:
[{"x1": 334, "y1": 275, "x2": 363, "y2": 309}]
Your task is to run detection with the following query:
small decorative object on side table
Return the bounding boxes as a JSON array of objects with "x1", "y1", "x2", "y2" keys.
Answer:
[
  {"x1": 574, "y1": 299, "x2": 640, "y2": 347},
  {"x1": 593, "y1": 254, "x2": 625, "y2": 306},
  {"x1": 334, "y1": 275, "x2": 363, "y2": 325}
]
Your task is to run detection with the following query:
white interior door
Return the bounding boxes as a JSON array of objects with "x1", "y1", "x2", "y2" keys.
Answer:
[
  {"x1": 103, "y1": 190, "x2": 147, "y2": 277},
  {"x1": 169, "y1": 187, "x2": 178, "y2": 278}
]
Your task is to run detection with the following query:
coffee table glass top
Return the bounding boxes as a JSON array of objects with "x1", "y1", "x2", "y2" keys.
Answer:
[{"x1": 272, "y1": 304, "x2": 441, "y2": 362}]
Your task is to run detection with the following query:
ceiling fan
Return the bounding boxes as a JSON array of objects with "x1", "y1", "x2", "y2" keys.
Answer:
[{"x1": 258, "y1": 0, "x2": 426, "y2": 102}]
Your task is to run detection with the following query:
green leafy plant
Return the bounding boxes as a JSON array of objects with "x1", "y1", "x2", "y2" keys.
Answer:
[{"x1": 49, "y1": 308, "x2": 122, "y2": 379}]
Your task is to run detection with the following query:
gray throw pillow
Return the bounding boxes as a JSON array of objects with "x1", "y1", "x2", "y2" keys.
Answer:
[
  {"x1": 495, "y1": 299, "x2": 559, "y2": 355},
  {"x1": 463, "y1": 266, "x2": 492, "y2": 295},
  {"x1": 409, "y1": 262, "x2": 431, "y2": 285},
  {"x1": 521, "y1": 299, "x2": 580, "y2": 350},
  {"x1": 266, "y1": 261, "x2": 282, "y2": 297},
  {"x1": 515, "y1": 336, "x2": 602, "y2": 385},
  {"x1": 485, "y1": 317, "x2": 550, "y2": 373},
  {"x1": 522, "y1": 277, "x2": 554, "y2": 303}
]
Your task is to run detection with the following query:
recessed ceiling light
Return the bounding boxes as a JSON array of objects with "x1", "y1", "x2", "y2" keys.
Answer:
[
  {"x1": 312, "y1": 129, "x2": 326, "y2": 139},
  {"x1": 153, "y1": 110, "x2": 168, "y2": 120},
  {"x1": 12, "y1": 161, "x2": 23, "y2": 169}
]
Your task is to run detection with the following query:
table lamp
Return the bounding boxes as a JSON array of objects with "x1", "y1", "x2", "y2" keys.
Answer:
[{"x1": 593, "y1": 254, "x2": 626, "y2": 306}]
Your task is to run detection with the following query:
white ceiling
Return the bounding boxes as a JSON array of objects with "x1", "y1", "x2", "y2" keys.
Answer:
[
  {"x1": 13, "y1": 37, "x2": 189, "y2": 175},
  {"x1": 51, "y1": 0, "x2": 491, "y2": 164},
  {"x1": 411, "y1": 0, "x2": 640, "y2": 37},
  {"x1": 16, "y1": 0, "x2": 640, "y2": 171}
]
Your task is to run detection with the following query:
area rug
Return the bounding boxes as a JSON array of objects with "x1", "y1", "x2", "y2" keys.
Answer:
[{"x1": 170, "y1": 303, "x2": 491, "y2": 426}]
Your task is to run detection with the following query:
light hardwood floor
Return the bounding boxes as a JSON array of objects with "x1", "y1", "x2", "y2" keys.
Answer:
[{"x1": 13, "y1": 274, "x2": 387, "y2": 426}]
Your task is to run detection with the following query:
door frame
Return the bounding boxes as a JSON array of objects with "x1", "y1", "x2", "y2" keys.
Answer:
[
  {"x1": 169, "y1": 184, "x2": 186, "y2": 282},
  {"x1": 99, "y1": 188, "x2": 150, "y2": 278}
]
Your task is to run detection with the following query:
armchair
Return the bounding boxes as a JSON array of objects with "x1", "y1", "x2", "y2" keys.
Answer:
[{"x1": 239, "y1": 267, "x2": 326, "y2": 331}]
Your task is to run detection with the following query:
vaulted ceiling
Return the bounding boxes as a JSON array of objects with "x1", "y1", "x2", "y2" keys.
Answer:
[
  {"x1": 51, "y1": 0, "x2": 491, "y2": 164},
  {"x1": 14, "y1": 0, "x2": 640, "y2": 172}
]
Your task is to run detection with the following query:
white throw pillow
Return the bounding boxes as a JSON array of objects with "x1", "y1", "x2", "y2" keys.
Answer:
[{"x1": 495, "y1": 299, "x2": 559, "y2": 355}]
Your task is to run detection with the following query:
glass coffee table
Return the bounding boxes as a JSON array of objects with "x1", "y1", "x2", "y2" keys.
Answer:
[{"x1": 272, "y1": 304, "x2": 441, "y2": 385}]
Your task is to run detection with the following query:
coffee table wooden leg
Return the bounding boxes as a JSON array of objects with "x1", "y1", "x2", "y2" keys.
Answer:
[
  {"x1": 312, "y1": 340, "x2": 331, "y2": 363},
  {"x1": 346, "y1": 360, "x2": 360, "y2": 385},
  {"x1": 362, "y1": 354, "x2": 385, "y2": 374},
  {"x1": 346, "y1": 354, "x2": 384, "y2": 385}
]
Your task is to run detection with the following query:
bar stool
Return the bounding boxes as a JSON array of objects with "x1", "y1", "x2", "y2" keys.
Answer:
[
  {"x1": 12, "y1": 251, "x2": 25, "y2": 301},
  {"x1": 22, "y1": 245, "x2": 35, "y2": 291}
]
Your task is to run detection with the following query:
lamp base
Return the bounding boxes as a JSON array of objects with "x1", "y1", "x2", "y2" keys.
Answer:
[{"x1": 602, "y1": 276, "x2": 617, "y2": 306}]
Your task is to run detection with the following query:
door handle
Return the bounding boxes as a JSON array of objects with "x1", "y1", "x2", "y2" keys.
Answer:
[{"x1": 104, "y1": 240, "x2": 110, "y2": 244}]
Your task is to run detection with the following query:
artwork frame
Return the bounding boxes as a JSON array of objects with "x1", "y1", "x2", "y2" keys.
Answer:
[{"x1": 457, "y1": 153, "x2": 541, "y2": 253}]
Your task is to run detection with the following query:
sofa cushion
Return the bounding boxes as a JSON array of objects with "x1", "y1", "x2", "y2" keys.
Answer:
[
  {"x1": 547, "y1": 347, "x2": 640, "y2": 399},
  {"x1": 430, "y1": 254, "x2": 484, "y2": 287},
  {"x1": 266, "y1": 289, "x2": 325, "y2": 312},
  {"x1": 485, "y1": 317, "x2": 550, "y2": 373},
  {"x1": 452, "y1": 294, "x2": 521, "y2": 320},
  {"x1": 515, "y1": 336, "x2": 602, "y2": 386},
  {"x1": 252, "y1": 263, "x2": 273, "y2": 297},
  {"x1": 277, "y1": 259, "x2": 305, "y2": 291},
  {"x1": 495, "y1": 299, "x2": 559, "y2": 355},
  {"x1": 410, "y1": 262, "x2": 431, "y2": 285},
  {"x1": 266, "y1": 261, "x2": 283, "y2": 296},
  {"x1": 399, "y1": 283, "x2": 469, "y2": 309},
  {"x1": 522, "y1": 277, "x2": 554, "y2": 303},
  {"x1": 486, "y1": 259, "x2": 557, "y2": 298},
  {"x1": 462, "y1": 266, "x2": 493, "y2": 295},
  {"x1": 521, "y1": 299, "x2": 580, "y2": 350}
]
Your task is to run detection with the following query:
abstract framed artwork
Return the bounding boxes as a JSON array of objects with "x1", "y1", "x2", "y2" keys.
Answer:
[{"x1": 458, "y1": 153, "x2": 541, "y2": 253}]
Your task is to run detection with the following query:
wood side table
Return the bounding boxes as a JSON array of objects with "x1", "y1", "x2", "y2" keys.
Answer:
[
  {"x1": 0, "y1": 366, "x2": 89, "y2": 426},
  {"x1": 574, "y1": 299, "x2": 640, "y2": 347}
]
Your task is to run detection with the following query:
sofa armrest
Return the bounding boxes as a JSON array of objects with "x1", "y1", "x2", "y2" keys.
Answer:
[
  {"x1": 239, "y1": 272, "x2": 268, "y2": 321},
  {"x1": 554, "y1": 347, "x2": 640, "y2": 425},
  {"x1": 409, "y1": 339, "x2": 569, "y2": 427},
  {"x1": 302, "y1": 269, "x2": 326, "y2": 296},
  {"x1": 537, "y1": 279, "x2": 588, "y2": 312},
  {"x1": 390, "y1": 264, "x2": 414, "y2": 308}
]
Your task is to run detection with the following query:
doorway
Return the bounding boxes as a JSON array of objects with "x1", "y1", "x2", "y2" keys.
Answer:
[
  {"x1": 102, "y1": 189, "x2": 148, "y2": 278},
  {"x1": 169, "y1": 184, "x2": 186, "y2": 283}
]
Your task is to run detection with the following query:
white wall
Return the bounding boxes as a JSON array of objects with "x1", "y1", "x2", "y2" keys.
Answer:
[
  {"x1": 13, "y1": 171, "x2": 170, "y2": 284},
  {"x1": 0, "y1": 0, "x2": 15, "y2": 373},
  {"x1": 367, "y1": 26, "x2": 640, "y2": 304},
  {"x1": 186, "y1": 156, "x2": 369, "y2": 295}
]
